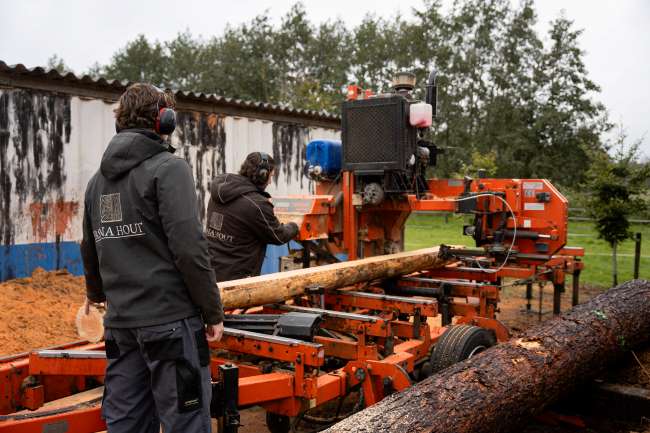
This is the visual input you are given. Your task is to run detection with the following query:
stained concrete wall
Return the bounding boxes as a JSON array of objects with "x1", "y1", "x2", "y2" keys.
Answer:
[{"x1": 0, "y1": 87, "x2": 339, "y2": 280}]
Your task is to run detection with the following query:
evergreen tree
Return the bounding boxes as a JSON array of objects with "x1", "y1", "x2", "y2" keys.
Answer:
[
  {"x1": 89, "y1": 0, "x2": 619, "y2": 188},
  {"x1": 586, "y1": 129, "x2": 650, "y2": 285},
  {"x1": 103, "y1": 35, "x2": 168, "y2": 85},
  {"x1": 197, "y1": 14, "x2": 283, "y2": 102},
  {"x1": 350, "y1": 15, "x2": 400, "y2": 91},
  {"x1": 531, "y1": 15, "x2": 611, "y2": 187},
  {"x1": 485, "y1": 0, "x2": 542, "y2": 179},
  {"x1": 165, "y1": 31, "x2": 204, "y2": 90},
  {"x1": 47, "y1": 54, "x2": 71, "y2": 74},
  {"x1": 429, "y1": 0, "x2": 512, "y2": 176}
]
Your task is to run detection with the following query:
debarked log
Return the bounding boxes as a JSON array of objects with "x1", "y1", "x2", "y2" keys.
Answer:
[
  {"x1": 77, "y1": 246, "x2": 451, "y2": 338},
  {"x1": 218, "y1": 246, "x2": 450, "y2": 310},
  {"x1": 325, "y1": 279, "x2": 650, "y2": 433}
]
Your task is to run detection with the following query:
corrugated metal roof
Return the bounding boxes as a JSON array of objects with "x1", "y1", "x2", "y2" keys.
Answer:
[{"x1": 0, "y1": 60, "x2": 340, "y2": 123}]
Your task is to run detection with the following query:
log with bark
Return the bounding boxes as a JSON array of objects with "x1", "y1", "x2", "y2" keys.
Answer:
[
  {"x1": 324, "y1": 280, "x2": 650, "y2": 433},
  {"x1": 217, "y1": 246, "x2": 449, "y2": 310}
]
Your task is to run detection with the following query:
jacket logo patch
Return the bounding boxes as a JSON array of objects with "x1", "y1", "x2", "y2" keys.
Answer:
[
  {"x1": 206, "y1": 227, "x2": 234, "y2": 243},
  {"x1": 206, "y1": 212, "x2": 234, "y2": 243},
  {"x1": 93, "y1": 222, "x2": 146, "y2": 243},
  {"x1": 100, "y1": 193, "x2": 123, "y2": 223},
  {"x1": 209, "y1": 212, "x2": 224, "y2": 231}
]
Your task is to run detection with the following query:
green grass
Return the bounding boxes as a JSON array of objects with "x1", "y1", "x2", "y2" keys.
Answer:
[{"x1": 404, "y1": 213, "x2": 650, "y2": 287}]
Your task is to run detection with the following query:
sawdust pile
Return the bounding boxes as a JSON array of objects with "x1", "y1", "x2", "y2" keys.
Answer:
[{"x1": 0, "y1": 268, "x2": 86, "y2": 356}]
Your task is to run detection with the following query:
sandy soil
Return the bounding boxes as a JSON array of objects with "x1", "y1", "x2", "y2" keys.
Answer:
[{"x1": 0, "y1": 268, "x2": 86, "y2": 356}]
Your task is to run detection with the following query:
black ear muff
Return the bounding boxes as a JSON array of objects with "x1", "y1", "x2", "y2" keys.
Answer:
[
  {"x1": 156, "y1": 107, "x2": 176, "y2": 135},
  {"x1": 257, "y1": 152, "x2": 271, "y2": 184}
]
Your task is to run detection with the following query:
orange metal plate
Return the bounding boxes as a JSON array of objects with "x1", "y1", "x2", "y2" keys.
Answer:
[
  {"x1": 238, "y1": 373, "x2": 294, "y2": 406},
  {"x1": 0, "y1": 405, "x2": 105, "y2": 433},
  {"x1": 211, "y1": 334, "x2": 324, "y2": 367},
  {"x1": 28, "y1": 354, "x2": 106, "y2": 377}
]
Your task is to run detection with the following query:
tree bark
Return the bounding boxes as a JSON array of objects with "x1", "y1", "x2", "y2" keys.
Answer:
[
  {"x1": 325, "y1": 280, "x2": 650, "y2": 433},
  {"x1": 218, "y1": 246, "x2": 449, "y2": 310}
]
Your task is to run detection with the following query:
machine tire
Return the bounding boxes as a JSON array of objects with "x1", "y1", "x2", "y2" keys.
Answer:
[
  {"x1": 266, "y1": 411, "x2": 291, "y2": 433},
  {"x1": 430, "y1": 325, "x2": 495, "y2": 373}
]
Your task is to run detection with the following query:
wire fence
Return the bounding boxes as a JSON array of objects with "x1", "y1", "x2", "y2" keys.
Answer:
[
  {"x1": 408, "y1": 209, "x2": 646, "y2": 279},
  {"x1": 410, "y1": 209, "x2": 650, "y2": 224},
  {"x1": 568, "y1": 208, "x2": 650, "y2": 224}
]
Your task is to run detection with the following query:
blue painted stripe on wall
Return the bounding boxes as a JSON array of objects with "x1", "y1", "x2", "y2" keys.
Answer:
[
  {"x1": 0, "y1": 241, "x2": 85, "y2": 281},
  {"x1": 0, "y1": 242, "x2": 295, "y2": 282}
]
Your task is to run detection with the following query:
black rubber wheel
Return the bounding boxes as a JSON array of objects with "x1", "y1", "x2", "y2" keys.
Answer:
[
  {"x1": 430, "y1": 325, "x2": 496, "y2": 373},
  {"x1": 419, "y1": 361, "x2": 433, "y2": 380},
  {"x1": 266, "y1": 411, "x2": 291, "y2": 433}
]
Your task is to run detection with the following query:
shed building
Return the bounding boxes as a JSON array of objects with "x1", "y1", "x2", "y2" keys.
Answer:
[{"x1": 0, "y1": 61, "x2": 341, "y2": 280}]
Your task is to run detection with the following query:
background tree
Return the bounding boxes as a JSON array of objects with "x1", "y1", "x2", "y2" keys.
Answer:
[
  {"x1": 88, "y1": 0, "x2": 620, "y2": 189},
  {"x1": 531, "y1": 15, "x2": 611, "y2": 188},
  {"x1": 103, "y1": 35, "x2": 168, "y2": 85},
  {"x1": 586, "y1": 129, "x2": 650, "y2": 285},
  {"x1": 165, "y1": 31, "x2": 204, "y2": 90},
  {"x1": 47, "y1": 54, "x2": 70, "y2": 74}
]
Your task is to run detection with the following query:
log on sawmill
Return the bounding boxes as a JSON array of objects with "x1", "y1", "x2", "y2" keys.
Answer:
[
  {"x1": 217, "y1": 246, "x2": 450, "y2": 310},
  {"x1": 325, "y1": 280, "x2": 650, "y2": 433},
  {"x1": 76, "y1": 246, "x2": 451, "y2": 337}
]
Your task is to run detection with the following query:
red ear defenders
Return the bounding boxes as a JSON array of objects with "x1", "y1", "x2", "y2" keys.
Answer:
[
  {"x1": 153, "y1": 85, "x2": 176, "y2": 135},
  {"x1": 155, "y1": 107, "x2": 176, "y2": 135}
]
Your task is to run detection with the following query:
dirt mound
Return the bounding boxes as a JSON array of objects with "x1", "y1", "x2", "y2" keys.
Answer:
[{"x1": 0, "y1": 268, "x2": 86, "y2": 356}]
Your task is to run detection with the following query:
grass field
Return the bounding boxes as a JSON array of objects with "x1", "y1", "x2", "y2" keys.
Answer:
[{"x1": 404, "y1": 213, "x2": 650, "y2": 287}]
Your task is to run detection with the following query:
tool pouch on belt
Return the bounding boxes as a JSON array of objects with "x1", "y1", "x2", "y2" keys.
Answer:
[
  {"x1": 144, "y1": 331, "x2": 203, "y2": 413},
  {"x1": 175, "y1": 359, "x2": 202, "y2": 413}
]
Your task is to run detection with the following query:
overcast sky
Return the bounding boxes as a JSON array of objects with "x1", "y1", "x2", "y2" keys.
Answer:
[{"x1": 1, "y1": 0, "x2": 648, "y2": 155}]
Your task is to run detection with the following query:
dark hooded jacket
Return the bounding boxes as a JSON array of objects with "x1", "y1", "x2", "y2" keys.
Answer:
[
  {"x1": 80, "y1": 129, "x2": 223, "y2": 328},
  {"x1": 206, "y1": 173, "x2": 299, "y2": 282}
]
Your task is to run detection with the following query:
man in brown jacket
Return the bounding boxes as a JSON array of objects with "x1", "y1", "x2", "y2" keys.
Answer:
[{"x1": 206, "y1": 152, "x2": 299, "y2": 281}]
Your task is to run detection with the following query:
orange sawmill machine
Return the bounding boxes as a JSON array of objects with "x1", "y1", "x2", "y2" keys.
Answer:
[{"x1": 0, "y1": 70, "x2": 583, "y2": 433}]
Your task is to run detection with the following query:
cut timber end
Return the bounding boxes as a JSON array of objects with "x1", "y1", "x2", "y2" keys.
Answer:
[
  {"x1": 217, "y1": 246, "x2": 450, "y2": 310},
  {"x1": 75, "y1": 306, "x2": 104, "y2": 343}
]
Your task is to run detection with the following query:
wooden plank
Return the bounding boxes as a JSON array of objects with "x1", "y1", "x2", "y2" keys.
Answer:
[{"x1": 15, "y1": 387, "x2": 103, "y2": 414}]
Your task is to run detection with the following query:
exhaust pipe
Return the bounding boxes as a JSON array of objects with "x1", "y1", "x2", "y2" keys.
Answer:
[{"x1": 425, "y1": 68, "x2": 437, "y2": 118}]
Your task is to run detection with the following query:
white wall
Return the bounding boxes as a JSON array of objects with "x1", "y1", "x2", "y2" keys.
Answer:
[{"x1": 0, "y1": 88, "x2": 339, "y2": 249}]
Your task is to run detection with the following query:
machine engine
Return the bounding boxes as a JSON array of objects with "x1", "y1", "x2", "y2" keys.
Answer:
[{"x1": 306, "y1": 71, "x2": 439, "y2": 205}]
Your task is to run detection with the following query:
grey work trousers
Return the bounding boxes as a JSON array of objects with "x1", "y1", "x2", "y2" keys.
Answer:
[{"x1": 102, "y1": 316, "x2": 212, "y2": 433}]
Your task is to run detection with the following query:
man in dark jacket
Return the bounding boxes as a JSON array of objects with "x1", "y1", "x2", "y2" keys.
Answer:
[
  {"x1": 206, "y1": 152, "x2": 299, "y2": 281},
  {"x1": 80, "y1": 83, "x2": 223, "y2": 433}
]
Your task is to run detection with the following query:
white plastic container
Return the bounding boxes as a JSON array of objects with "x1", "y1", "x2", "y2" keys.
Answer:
[{"x1": 409, "y1": 102, "x2": 433, "y2": 128}]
